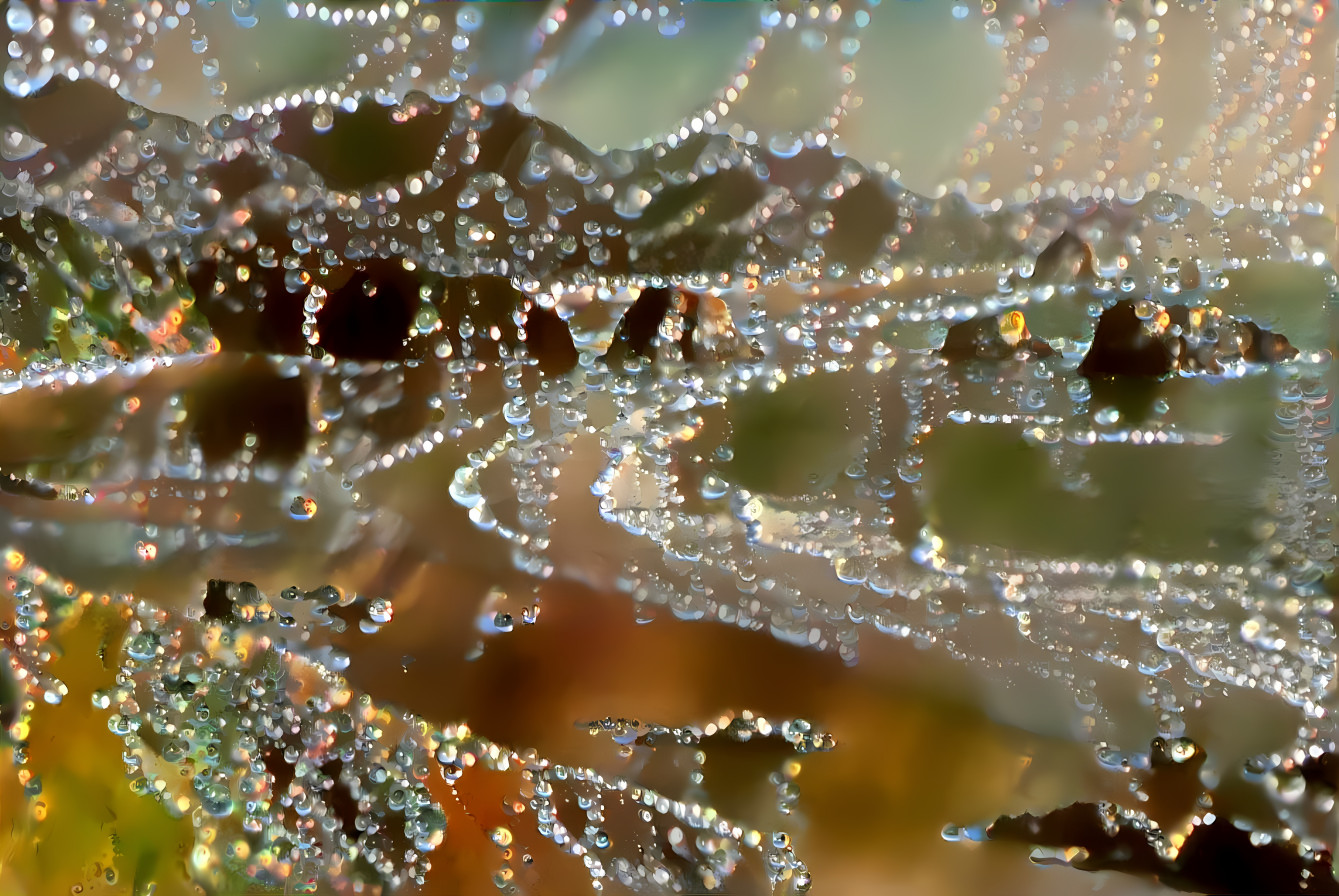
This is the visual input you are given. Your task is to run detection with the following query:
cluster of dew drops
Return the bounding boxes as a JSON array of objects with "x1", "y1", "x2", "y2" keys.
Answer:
[
  {"x1": 1, "y1": 0, "x2": 1339, "y2": 892},
  {"x1": 4, "y1": 553, "x2": 826, "y2": 893}
]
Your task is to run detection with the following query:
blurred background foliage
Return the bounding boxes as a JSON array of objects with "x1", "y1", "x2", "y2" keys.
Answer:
[{"x1": 3, "y1": 1, "x2": 1334, "y2": 894}]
